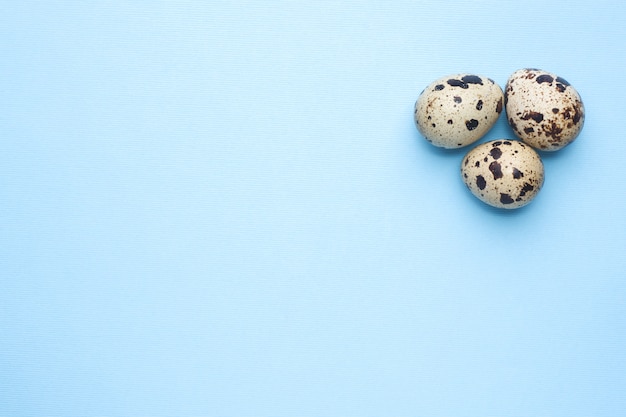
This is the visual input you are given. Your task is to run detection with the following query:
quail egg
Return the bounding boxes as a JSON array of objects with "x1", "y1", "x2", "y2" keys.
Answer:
[
  {"x1": 505, "y1": 68, "x2": 584, "y2": 151},
  {"x1": 461, "y1": 140, "x2": 544, "y2": 209},
  {"x1": 415, "y1": 74, "x2": 504, "y2": 148}
]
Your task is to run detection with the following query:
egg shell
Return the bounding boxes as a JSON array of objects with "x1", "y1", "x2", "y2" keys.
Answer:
[
  {"x1": 414, "y1": 74, "x2": 504, "y2": 149},
  {"x1": 461, "y1": 140, "x2": 544, "y2": 209},
  {"x1": 505, "y1": 68, "x2": 584, "y2": 151}
]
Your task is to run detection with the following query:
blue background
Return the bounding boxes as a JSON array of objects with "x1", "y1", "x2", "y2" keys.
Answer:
[{"x1": 1, "y1": 1, "x2": 625, "y2": 416}]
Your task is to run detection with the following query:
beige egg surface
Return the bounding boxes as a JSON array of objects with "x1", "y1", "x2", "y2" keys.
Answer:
[
  {"x1": 505, "y1": 68, "x2": 584, "y2": 151},
  {"x1": 461, "y1": 140, "x2": 544, "y2": 209},
  {"x1": 414, "y1": 74, "x2": 504, "y2": 149}
]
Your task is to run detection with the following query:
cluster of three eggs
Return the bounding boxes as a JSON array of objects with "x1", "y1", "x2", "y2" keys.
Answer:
[{"x1": 414, "y1": 69, "x2": 584, "y2": 209}]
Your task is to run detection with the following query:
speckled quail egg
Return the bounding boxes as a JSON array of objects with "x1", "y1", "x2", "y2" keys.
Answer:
[
  {"x1": 461, "y1": 140, "x2": 544, "y2": 209},
  {"x1": 505, "y1": 68, "x2": 584, "y2": 151},
  {"x1": 414, "y1": 74, "x2": 504, "y2": 148}
]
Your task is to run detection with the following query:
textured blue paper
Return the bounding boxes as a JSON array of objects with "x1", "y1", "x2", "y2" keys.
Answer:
[{"x1": 1, "y1": 1, "x2": 625, "y2": 416}]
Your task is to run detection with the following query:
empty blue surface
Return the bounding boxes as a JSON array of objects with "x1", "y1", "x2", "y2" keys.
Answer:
[{"x1": 1, "y1": 1, "x2": 625, "y2": 416}]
